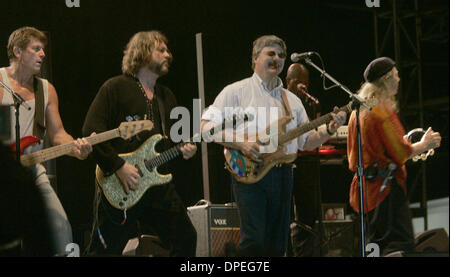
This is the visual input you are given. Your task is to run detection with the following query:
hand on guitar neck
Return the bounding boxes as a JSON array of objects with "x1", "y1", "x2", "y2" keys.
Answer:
[
  {"x1": 68, "y1": 133, "x2": 95, "y2": 160},
  {"x1": 179, "y1": 142, "x2": 197, "y2": 160},
  {"x1": 327, "y1": 107, "x2": 347, "y2": 134},
  {"x1": 15, "y1": 120, "x2": 153, "y2": 167}
]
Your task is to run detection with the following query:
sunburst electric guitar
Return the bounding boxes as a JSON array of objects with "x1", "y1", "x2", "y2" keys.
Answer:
[
  {"x1": 224, "y1": 102, "x2": 354, "y2": 184},
  {"x1": 96, "y1": 113, "x2": 253, "y2": 210},
  {"x1": 11, "y1": 120, "x2": 153, "y2": 167}
]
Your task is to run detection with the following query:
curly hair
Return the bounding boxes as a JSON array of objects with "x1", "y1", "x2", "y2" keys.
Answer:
[
  {"x1": 7, "y1": 27, "x2": 47, "y2": 62},
  {"x1": 121, "y1": 31, "x2": 169, "y2": 76}
]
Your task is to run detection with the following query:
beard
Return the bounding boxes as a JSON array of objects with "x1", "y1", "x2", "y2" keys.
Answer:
[{"x1": 148, "y1": 59, "x2": 170, "y2": 76}]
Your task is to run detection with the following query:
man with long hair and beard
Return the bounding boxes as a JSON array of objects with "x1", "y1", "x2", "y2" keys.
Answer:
[{"x1": 83, "y1": 31, "x2": 197, "y2": 256}]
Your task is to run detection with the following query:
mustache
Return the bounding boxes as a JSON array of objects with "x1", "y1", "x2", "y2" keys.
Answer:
[{"x1": 268, "y1": 61, "x2": 279, "y2": 68}]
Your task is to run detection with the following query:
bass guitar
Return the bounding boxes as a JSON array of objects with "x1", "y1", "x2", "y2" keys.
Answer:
[
  {"x1": 96, "y1": 113, "x2": 253, "y2": 210},
  {"x1": 224, "y1": 102, "x2": 354, "y2": 184},
  {"x1": 12, "y1": 120, "x2": 153, "y2": 167}
]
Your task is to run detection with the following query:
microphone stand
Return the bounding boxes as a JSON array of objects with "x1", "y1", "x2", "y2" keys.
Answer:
[
  {"x1": 311, "y1": 102, "x2": 325, "y2": 258},
  {"x1": 1, "y1": 79, "x2": 32, "y2": 256},
  {"x1": 303, "y1": 57, "x2": 371, "y2": 257},
  {"x1": 0, "y1": 80, "x2": 31, "y2": 161}
]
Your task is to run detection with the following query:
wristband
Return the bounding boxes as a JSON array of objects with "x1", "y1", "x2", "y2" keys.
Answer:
[{"x1": 326, "y1": 124, "x2": 335, "y2": 135}]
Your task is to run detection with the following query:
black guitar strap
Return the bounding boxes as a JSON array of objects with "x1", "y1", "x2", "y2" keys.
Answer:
[
  {"x1": 32, "y1": 77, "x2": 46, "y2": 140},
  {"x1": 155, "y1": 88, "x2": 167, "y2": 138}
]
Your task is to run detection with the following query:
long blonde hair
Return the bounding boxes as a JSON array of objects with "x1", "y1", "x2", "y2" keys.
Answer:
[{"x1": 357, "y1": 67, "x2": 399, "y2": 111}]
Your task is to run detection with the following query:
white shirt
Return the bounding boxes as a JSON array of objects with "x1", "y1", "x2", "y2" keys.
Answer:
[
  {"x1": 201, "y1": 73, "x2": 311, "y2": 154},
  {"x1": 0, "y1": 68, "x2": 49, "y2": 147},
  {"x1": 0, "y1": 67, "x2": 49, "y2": 179}
]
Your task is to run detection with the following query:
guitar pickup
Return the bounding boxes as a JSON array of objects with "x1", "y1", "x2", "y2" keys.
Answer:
[{"x1": 135, "y1": 165, "x2": 144, "y2": 177}]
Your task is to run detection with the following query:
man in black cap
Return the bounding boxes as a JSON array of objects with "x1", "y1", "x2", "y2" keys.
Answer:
[{"x1": 346, "y1": 57, "x2": 441, "y2": 256}]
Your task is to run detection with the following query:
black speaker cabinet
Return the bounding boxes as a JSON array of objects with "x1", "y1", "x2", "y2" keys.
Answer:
[{"x1": 187, "y1": 203, "x2": 240, "y2": 257}]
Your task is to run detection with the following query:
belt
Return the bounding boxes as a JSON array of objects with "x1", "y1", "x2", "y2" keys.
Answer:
[
  {"x1": 363, "y1": 162, "x2": 397, "y2": 193},
  {"x1": 364, "y1": 162, "x2": 397, "y2": 182}
]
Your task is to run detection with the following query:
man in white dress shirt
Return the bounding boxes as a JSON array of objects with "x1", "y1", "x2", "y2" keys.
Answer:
[{"x1": 201, "y1": 35, "x2": 347, "y2": 256}]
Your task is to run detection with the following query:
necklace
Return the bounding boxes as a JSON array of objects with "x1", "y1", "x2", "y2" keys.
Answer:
[{"x1": 136, "y1": 80, "x2": 154, "y2": 122}]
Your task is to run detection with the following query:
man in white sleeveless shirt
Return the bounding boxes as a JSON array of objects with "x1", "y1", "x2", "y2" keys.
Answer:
[{"x1": 0, "y1": 27, "x2": 92, "y2": 256}]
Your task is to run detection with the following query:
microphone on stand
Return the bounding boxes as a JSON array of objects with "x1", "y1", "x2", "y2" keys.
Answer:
[
  {"x1": 290, "y1": 52, "x2": 315, "y2": 62},
  {"x1": 297, "y1": 83, "x2": 319, "y2": 105},
  {"x1": 0, "y1": 80, "x2": 31, "y2": 111}
]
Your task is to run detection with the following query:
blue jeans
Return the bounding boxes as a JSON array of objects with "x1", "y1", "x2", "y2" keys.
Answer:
[
  {"x1": 33, "y1": 164, "x2": 73, "y2": 256},
  {"x1": 232, "y1": 166, "x2": 293, "y2": 257}
]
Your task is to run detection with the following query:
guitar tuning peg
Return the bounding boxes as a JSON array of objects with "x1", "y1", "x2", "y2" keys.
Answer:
[
  {"x1": 412, "y1": 156, "x2": 419, "y2": 162},
  {"x1": 429, "y1": 149, "x2": 435, "y2": 156}
]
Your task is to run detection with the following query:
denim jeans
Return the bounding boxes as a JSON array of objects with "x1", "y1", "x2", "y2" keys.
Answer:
[
  {"x1": 232, "y1": 166, "x2": 293, "y2": 257},
  {"x1": 33, "y1": 164, "x2": 73, "y2": 256}
]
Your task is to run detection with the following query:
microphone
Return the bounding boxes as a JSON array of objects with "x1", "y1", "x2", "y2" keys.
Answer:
[
  {"x1": 290, "y1": 52, "x2": 314, "y2": 62},
  {"x1": 297, "y1": 83, "x2": 319, "y2": 105}
]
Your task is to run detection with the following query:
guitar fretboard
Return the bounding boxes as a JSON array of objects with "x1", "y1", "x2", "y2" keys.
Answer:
[
  {"x1": 143, "y1": 113, "x2": 251, "y2": 170},
  {"x1": 20, "y1": 129, "x2": 120, "y2": 166},
  {"x1": 278, "y1": 103, "x2": 352, "y2": 145},
  {"x1": 145, "y1": 144, "x2": 182, "y2": 169}
]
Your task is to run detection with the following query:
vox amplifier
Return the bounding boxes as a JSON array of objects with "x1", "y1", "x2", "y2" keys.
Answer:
[{"x1": 187, "y1": 202, "x2": 240, "y2": 257}]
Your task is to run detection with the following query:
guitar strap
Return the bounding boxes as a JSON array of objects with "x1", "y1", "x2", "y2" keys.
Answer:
[
  {"x1": 280, "y1": 88, "x2": 293, "y2": 118},
  {"x1": 33, "y1": 77, "x2": 46, "y2": 140},
  {"x1": 155, "y1": 88, "x2": 167, "y2": 137}
]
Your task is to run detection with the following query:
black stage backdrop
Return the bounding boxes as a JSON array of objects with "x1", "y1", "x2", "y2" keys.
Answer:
[{"x1": 1, "y1": 0, "x2": 448, "y2": 252}]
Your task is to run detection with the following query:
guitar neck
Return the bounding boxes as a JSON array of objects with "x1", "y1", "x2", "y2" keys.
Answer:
[
  {"x1": 20, "y1": 129, "x2": 120, "y2": 167},
  {"x1": 279, "y1": 103, "x2": 351, "y2": 145},
  {"x1": 145, "y1": 114, "x2": 251, "y2": 169},
  {"x1": 146, "y1": 144, "x2": 182, "y2": 169}
]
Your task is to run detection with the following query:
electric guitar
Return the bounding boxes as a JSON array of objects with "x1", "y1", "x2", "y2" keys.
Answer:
[
  {"x1": 224, "y1": 102, "x2": 354, "y2": 184},
  {"x1": 96, "y1": 113, "x2": 253, "y2": 210},
  {"x1": 12, "y1": 120, "x2": 153, "y2": 167}
]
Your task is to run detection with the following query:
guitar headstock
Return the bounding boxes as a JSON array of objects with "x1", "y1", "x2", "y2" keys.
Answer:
[{"x1": 118, "y1": 120, "x2": 154, "y2": 140}]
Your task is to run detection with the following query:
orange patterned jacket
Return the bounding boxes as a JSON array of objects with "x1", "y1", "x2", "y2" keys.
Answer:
[{"x1": 347, "y1": 103, "x2": 413, "y2": 213}]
